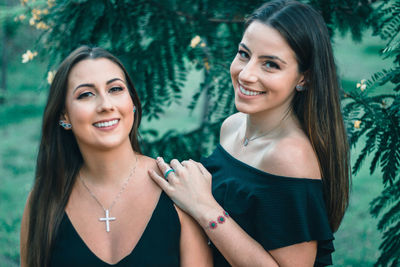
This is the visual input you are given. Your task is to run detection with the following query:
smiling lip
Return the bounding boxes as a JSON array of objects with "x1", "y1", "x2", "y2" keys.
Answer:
[
  {"x1": 238, "y1": 84, "x2": 266, "y2": 98},
  {"x1": 93, "y1": 119, "x2": 119, "y2": 128}
]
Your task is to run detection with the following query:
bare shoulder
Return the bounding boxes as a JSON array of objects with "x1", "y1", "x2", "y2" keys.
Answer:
[
  {"x1": 137, "y1": 154, "x2": 163, "y2": 189},
  {"x1": 138, "y1": 154, "x2": 161, "y2": 173},
  {"x1": 263, "y1": 134, "x2": 321, "y2": 179},
  {"x1": 220, "y1": 112, "x2": 245, "y2": 142}
]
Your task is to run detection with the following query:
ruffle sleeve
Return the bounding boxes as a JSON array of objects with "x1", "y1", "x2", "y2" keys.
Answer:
[{"x1": 202, "y1": 145, "x2": 335, "y2": 266}]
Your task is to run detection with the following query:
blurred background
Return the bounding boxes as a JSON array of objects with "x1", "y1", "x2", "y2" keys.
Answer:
[{"x1": 0, "y1": 0, "x2": 399, "y2": 266}]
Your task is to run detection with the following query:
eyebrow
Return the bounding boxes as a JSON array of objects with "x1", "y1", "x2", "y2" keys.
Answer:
[
  {"x1": 239, "y1": 43, "x2": 287, "y2": 65},
  {"x1": 73, "y1": 78, "x2": 125, "y2": 92}
]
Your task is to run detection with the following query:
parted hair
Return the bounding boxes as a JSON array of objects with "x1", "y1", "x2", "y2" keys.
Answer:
[
  {"x1": 27, "y1": 46, "x2": 142, "y2": 267},
  {"x1": 245, "y1": 0, "x2": 350, "y2": 232}
]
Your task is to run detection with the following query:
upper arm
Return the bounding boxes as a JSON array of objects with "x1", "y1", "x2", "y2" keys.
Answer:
[
  {"x1": 176, "y1": 206, "x2": 213, "y2": 267},
  {"x1": 269, "y1": 241, "x2": 317, "y2": 267},
  {"x1": 20, "y1": 192, "x2": 32, "y2": 267}
]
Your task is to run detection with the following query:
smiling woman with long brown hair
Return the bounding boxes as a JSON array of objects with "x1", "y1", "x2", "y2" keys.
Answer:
[
  {"x1": 149, "y1": 1, "x2": 351, "y2": 266},
  {"x1": 20, "y1": 46, "x2": 212, "y2": 267}
]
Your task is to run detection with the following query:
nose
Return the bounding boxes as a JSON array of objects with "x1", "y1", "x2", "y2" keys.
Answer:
[
  {"x1": 238, "y1": 61, "x2": 258, "y2": 84},
  {"x1": 96, "y1": 93, "x2": 115, "y2": 112}
]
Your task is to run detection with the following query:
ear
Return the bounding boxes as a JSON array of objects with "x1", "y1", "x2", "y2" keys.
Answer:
[
  {"x1": 59, "y1": 112, "x2": 72, "y2": 130},
  {"x1": 297, "y1": 72, "x2": 307, "y2": 87},
  {"x1": 59, "y1": 112, "x2": 70, "y2": 123},
  {"x1": 295, "y1": 72, "x2": 308, "y2": 92}
]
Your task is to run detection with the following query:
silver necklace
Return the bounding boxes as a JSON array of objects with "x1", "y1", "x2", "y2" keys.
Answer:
[
  {"x1": 243, "y1": 131, "x2": 274, "y2": 146},
  {"x1": 243, "y1": 122, "x2": 284, "y2": 146},
  {"x1": 79, "y1": 154, "x2": 138, "y2": 233}
]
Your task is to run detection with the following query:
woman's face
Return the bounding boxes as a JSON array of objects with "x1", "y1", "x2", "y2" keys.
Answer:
[
  {"x1": 63, "y1": 58, "x2": 134, "y2": 152},
  {"x1": 230, "y1": 21, "x2": 304, "y2": 117}
]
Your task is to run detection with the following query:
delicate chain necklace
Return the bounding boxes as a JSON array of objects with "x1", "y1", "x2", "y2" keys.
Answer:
[
  {"x1": 243, "y1": 131, "x2": 275, "y2": 146},
  {"x1": 79, "y1": 154, "x2": 138, "y2": 233},
  {"x1": 243, "y1": 120, "x2": 284, "y2": 146}
]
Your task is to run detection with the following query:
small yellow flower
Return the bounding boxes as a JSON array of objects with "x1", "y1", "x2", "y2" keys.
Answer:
[
  {"x1": 204, "y1": 61, "x2": 210, "y2": 71},
  {"x1": 354, "y1": 120, "x2": 361, "y2": 129},
  {"x1": 200, "y1": 42, "x2": 206, "y2": 47},
  {"x1": 356, "y1": 79, "x2": 367, "y2": 91},
  {"x1": 190, "y1": 35, "x2": 201, "y2": 48},
  {"x1": 47, "y1": 70, "x2": 56, "y2": 84},
  {"x1": 32, "y1": 9, "x2": 41, "y2": 15},
  {"x1": 22, "y1": 50, "x2": 38, "y2": 63},
  {"x1": 36, "y1": 21, "x2": 49, "y2": 30},
  {"x1": 29, "y1": 17, "x2": 35, "y2": 26},
  {"x1": 19, "y1": 14, "x2": 26, "y2": 20},
  {"x1": 42, "y1": 9, "x2": 49, "y2": 15},
  {"x1": 47, "y1": 0, "x2": 55, "y2": 8},
  {"x1": 32, "y1": 13, "x2": 40, "y2": 21}
]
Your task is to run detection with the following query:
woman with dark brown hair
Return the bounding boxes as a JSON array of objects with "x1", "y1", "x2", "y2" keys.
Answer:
[
  {"x1": 149, "y1": 1, "x2": 350, "y2": 266},
  {"x1": 20, "y1": 46, "x2": 212, "y2": 267}
]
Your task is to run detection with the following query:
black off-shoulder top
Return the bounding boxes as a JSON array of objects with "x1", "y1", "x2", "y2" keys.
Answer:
[{"x1": 201, "y1": 144, "x2": 334, "y2": 267}]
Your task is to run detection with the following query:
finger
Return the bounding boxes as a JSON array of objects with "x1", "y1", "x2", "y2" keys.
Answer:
[
  {"x1": 156, "y1": 157, "x2": 173, "y2": 174},
  {"x1": 181, "y1": 160, "x2": 190, "y2": 167},
  {"x1": 148, "y1": 169, "x2": 171, "y2": 191},
  {"x1": 170, "y1": 159, "x2": 184, "y2": 172},
  {"x1": 192, "y1": 160, "x2": 209, "y2": 176}
]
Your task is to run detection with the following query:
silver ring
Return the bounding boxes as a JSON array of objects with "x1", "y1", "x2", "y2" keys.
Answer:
[{"x1": 164, "y1": 168, "x2": 175, "y2": 180}]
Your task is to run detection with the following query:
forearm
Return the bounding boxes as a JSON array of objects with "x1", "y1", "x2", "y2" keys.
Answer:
[{"x1": 194, "y1": 201, "x2": 279, "y2": 267}]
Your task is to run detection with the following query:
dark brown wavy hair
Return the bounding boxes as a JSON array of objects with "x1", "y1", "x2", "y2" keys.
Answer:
[
  {"x1": 27, "y1": 46, "x2": 142, "y2": 266},
  {"x1": 245, "y1": 0, "x2": 350, "y2": 232}
]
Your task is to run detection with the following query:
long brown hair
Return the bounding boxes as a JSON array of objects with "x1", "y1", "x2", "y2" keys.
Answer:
[
  {"x1": 245, "y1": 0, "x2": 350, "y2": 232},
  {"x1": 27, "y1": 46, "x2": 142, "y2": 266}
]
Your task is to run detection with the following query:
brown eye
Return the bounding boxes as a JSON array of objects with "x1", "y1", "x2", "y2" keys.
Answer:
[
  {"x1": 264, "y1": 61, "x2": 280, "y2": 70},
  {"x1": 238, "y1": 50, "x2": 249, "y2": 59},
  {"x1": 77, "y1": 92, "x2": 94, "y2": 99},
  {"x1": 109, "y1": 86, "x2": 123, "y2": 93}
]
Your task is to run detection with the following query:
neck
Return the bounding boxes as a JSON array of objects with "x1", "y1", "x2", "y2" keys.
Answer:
[
  {"x1": 245, "y1": 108, "x2": 293, "y2": 139},
  {"x1": 79, "y1": 140, "x2": 138, "y2": 186}
]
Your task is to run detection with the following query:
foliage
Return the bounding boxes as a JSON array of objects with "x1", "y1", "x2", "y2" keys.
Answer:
[
  {"x1": 18, "y1": 0, "x2": 374, "y2": 160},
  {"x1": 343, "y1": 0, "x2": 400, "y2": 266},
  {"x1": 3, "y1": 0, "x2": 398, "y2": 265},
  {"x1": 17, "y1": 0, "x2": 400, "y2": 265}
]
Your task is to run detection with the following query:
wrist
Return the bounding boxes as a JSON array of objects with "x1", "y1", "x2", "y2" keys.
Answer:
[
  {"x1": 193, "y1": 201, "x2": 226, "y2": 229},
  {"x1": 204, "y1": 210, "x2": 230, "y2": 230}
]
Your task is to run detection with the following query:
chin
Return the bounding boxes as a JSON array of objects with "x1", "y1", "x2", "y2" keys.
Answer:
[{"x1": 234, "y1": 98, "x2": 257, "y2": 115}]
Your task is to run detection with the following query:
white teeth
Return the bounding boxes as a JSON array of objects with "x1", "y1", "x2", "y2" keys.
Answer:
[
  {"x1": 239, "y1": 85, "x2": 263, "y2": 96},
  {"x1": 94, "y1": 119, "x2": 119, "y2": 128}
]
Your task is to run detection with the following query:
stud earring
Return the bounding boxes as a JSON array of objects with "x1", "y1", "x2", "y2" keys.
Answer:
[
  {"x1": 296, "y1": 85, "x2": 306, "y2": 92},
  {"x1": 59, "y1": 120, "x2": 72, "y2": 129},
  {"x1": 133, "y1": 106, "x2": 136, "y2": 113}
]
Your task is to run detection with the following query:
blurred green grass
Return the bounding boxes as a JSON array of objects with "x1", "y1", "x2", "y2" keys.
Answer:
[{"x1": 0, "y1": 30, "x2": 394, "y2": 266}]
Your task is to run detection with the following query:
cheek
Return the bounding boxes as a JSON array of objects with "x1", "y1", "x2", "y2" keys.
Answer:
[
  {"x1": 119, "y1": 96, "x2": 134, "y2": 120},
  {"x1": 230, "y1": 57, "x2": 241, "y2": 78},
  {"x1": 67, "y1": 106, "x2": 92, "y2": 125},
  {"x1": 65, "y1": 101, "x2": 91, "y2": 124}
]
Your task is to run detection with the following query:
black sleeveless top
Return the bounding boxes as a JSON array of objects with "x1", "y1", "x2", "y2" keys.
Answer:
[
  {"x1": 50, "y1": 191, "x2": 181, "y2": 267},
  {"x1": 202, "y1": 144, "x2": 334, "y2": 267}
]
